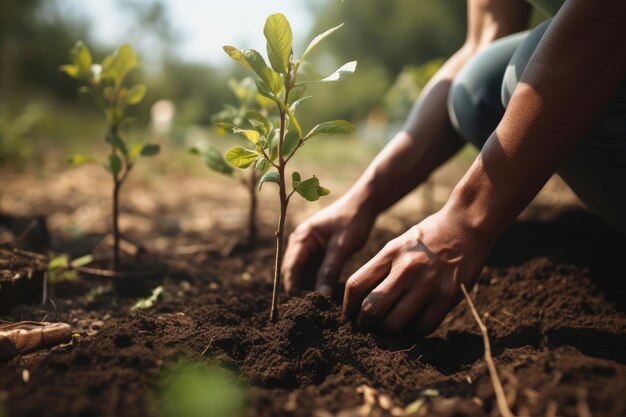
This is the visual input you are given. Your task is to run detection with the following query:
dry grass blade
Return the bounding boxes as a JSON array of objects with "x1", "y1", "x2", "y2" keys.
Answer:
[{"x1": 461, "y1": 283, "x2": 515, "y2": 417}]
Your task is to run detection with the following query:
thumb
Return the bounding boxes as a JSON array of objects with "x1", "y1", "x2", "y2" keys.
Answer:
[{"x1": 315, "y1": 235, "x2": 349, "y2": 297}]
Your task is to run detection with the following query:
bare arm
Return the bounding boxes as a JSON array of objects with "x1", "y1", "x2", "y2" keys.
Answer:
[
  {"x1": 348, "y1": 0, "x2": 532, "y2": 216},
  {"x1": 448, "y1": 0, "x2": 626, "y2": 238},
  {"x1": 283, "y1": 0, "x2": 531, "y2": 296},
  {"x1": 342, "y1": 0, "x2": 626, "y2": 335}
]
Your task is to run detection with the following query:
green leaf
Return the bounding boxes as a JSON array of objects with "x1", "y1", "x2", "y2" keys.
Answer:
[
  {"x1": 102, "y1": 44, "x2": 140, "y2": 87},
  {"x1": 131, "y1": 286, "x2": 166, "y2": 311},
  {"x1": 108, "y1": 154, "x2": 122, "y2": 175},
  {"x1": 255, "y1": 80, "x2": 276, "y2": 101},
  {"x1": 189, "y1": 144, "x2": 235, "y2": 176},
  {"x1": 259, "y1": 171, "x2": 280, "y2": 190},
  {"x1": 292, "y1": 174, "x2": 322, "y2": 202},
  {"x1": 264, "y1": 13, "x2": 293, "y2": 74},
  {"x1": 69, "y1": 41, "x2": 93, "y2": 78},
  {"x1": 206, "y1": 147, "x2": 235, "y2": 176},
  {"x1": 70, "y1": 255, "x2": 93, "y2": 268},
  {"x1": 287, "y1": 84, "x2": 306, "y2": 105},
  {"x1": 223, "y1": 46, "x2": 254, "y2": 71},
  {"x1": 225, "y1": 146, "x2": 259, "y2": 168},
  {"x1": 126, "y1": 84, "x2": 146, "y2": 105},
  {"x1": 300, "y1": 23, "x2": 344, "y2": 63},
  {"x1": 48, "y1": 255, "x2": 69, "y2": 270},
  {"x1": 106, "y1": 131, "x2": 128, "y2": 156},
  {"x1": 254, "y1": 156, "x2": 270, "y2": 172},
  {"x1": 305, "y1": 120, "x2": 354, "y2": 140},
  {"x1": 283, "y1": 130, "x2": 300, "y2": 156},
  {"x1": 128, "y1": 143, "x2": 144, "y2": 158},
  {"x1": 318, "y1": 186, "x2": 331, "y2": 196},
  {"x1": 290, "y1": 96, "x2": 314, "y2": 113},
  {"x1": 59, "y1": 64, "x2": 80, "y2": 79},
  {"x1": 242, "y1": 49, "x2": 283, "y2": 94},
  {"x1": 232, "y1": 128, "x2": 261, "y2": 145},
  {"x1": 140, "y1": 144, "x2": 160, "y2": 157},
  {"x1": 68, "y1": 154, "x2": 99, "y2": 166},
  {"x1": 304, "y1": 61, "x2": 357, "y2": 84},
  {"x1": 245, "y1": 110, "x2": 273, "y2": 138},
  {"x1": 277, "y1": 100, "x2": 302, "y2": 139}
]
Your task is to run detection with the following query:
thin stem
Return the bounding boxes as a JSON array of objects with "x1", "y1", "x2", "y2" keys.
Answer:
[
  {"x1": 460, "y1": 284, "x2": 515, "y2": 417},
  {"x1": 112, "y1": 177, "x2": 121, "y2": 271},
  {"x1": 269, "y1": 78, "x2": 292, "y2": 322},
  {"x1": 247, "y1": 169, "x2": 258, "y2": 247}
]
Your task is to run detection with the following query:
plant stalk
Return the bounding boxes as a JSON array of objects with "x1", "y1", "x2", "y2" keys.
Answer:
[
  {"x1": 247, "y1": 169, "x2": 258, "y2": 247},
  {"x1": 270, "y1": 82, "x2": 292, "y2": 322},
  {"x1": 112, "y1": 178, "x2": 121, "y2": 272}
]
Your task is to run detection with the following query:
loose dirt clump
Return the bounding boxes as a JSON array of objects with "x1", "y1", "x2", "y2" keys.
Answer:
[{"x1": 0, "y1": 208, "x2": 625, "y2": 417}]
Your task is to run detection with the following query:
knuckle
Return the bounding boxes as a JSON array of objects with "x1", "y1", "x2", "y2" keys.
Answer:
[
  {"x1": 360, "y1": 297, "x2": 379, "y2": 318},
  {"x1": 345, "y1": 277, "x2": 362, "y2": 298}
]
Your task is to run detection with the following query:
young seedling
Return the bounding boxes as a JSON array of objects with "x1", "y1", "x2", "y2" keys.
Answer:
[
  {"x1": 190, "y1": 77, "x2": 274, "y2": 247},
  {"x1": 223, "y1": 14, "x2": 356, "y2": 321},
  {"x1": 61, "y1": 41, "x2": 160, "y2": 271}
]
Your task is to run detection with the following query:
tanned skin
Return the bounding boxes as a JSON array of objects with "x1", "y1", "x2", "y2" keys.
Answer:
[{"x1": 282, "y1": 0, "x2": 626, "y2": 335}]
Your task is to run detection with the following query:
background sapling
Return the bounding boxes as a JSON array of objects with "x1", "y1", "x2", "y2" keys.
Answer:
[
  {"x1": 61, "y1": 41, "x2": 161, "y2": 271},
  {"x1": 190, "y1": 77, "x2": 275, "y2": 247},
  {"x1": 222, "y1": 14, "x2": 356, "y2": 321}
]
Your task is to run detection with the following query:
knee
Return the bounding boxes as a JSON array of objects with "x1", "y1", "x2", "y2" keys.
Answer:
[{"x1": 448, "y1": 71, "x2": 500, "y2": 150}]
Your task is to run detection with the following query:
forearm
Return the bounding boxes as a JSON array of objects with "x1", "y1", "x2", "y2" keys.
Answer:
[
  {"x1": 342, "y1": 47, "x2": 476, "y2": 215},
  {"x1": 446, "y1": 0, "x2": 626, "y2": 237}
]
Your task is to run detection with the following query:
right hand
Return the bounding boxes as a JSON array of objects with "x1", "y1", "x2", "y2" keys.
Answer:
[{"x1": 282, "y1": 196, "x2": 376, "y2": 297}]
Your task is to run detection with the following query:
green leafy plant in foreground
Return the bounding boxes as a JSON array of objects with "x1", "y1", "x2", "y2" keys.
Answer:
[
  {"x1": 223, "y1": 14, "x2": 356, "y2": 320},
  {"x1": 190, "y1": 77, "x2": 275, "y2": 247},
  {"x1": 61, "y1": 41, "x2": 160, "y2": 271},
  {"x1": 153, "y1": 361, "x2": 246, "y2": 417}
]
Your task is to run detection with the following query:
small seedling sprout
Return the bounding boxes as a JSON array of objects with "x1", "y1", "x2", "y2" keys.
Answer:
[
  {"x1": 61, "y1": 41, "x2": 160, "y2": 271},
  {"x1": 222, "y1": 14, "x2": 356, "y2": 320}
]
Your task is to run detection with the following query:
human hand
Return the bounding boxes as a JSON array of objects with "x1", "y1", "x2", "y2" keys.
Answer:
[
  {"x1": 282, "y1": 196, "x2": 376, "y2": 297},
  {"x1": 342, "y1": 206, "x2": 496, "y2": 336}
]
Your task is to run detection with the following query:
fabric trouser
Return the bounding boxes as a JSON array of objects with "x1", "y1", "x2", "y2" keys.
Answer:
[{"x1": 447, "y1": 19, "x2": 626, "y2": 233}]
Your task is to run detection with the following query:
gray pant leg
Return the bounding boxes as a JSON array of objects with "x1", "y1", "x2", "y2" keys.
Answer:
[
  {"x1": 502, "y1": 21, "x2": 626, "y2": 233},
  {"x1": 448, "y1": 31, "x2": 529, "y2": 148}
]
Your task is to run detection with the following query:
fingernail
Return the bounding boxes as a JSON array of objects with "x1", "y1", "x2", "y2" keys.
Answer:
[{"x1": 317, "y1": 284, "x2": 332, "y2": 296}]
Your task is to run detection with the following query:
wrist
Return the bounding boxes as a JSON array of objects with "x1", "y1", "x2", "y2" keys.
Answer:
[{"x1": 443, "y1": 177, "x2": 507, "y2": 244}]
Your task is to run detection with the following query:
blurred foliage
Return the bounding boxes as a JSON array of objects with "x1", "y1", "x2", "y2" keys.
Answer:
[
  {"x1": 152, "y1": 360, "x2": 246, "y2": 417},
  {"x1": 0, "y1": 104, "x2": 43, "y2": 166},
  {"x1": 0, "y1": 0, "x2": 91, "y2": 99},
  {"x1": 384, "y1": 59, "x2": 445, "y2": 124},
  {"x1": 298, "y1": 0, "x2": 467, "y2": 122},
  {"x1": 0, "y1": 0, "x2": 548, "y2": 167}
]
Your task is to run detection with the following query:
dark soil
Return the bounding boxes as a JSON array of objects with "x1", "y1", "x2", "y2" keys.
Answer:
[
  {"x1": 0, "y1": 208, "x2": 625, "y2": 417},
  {"x1": 0, "y1": 249, "x2": 45, "y2": 314}
]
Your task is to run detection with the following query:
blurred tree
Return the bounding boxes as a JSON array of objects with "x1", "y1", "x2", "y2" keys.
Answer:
[
  {"x1": 295, "y1": 0, "x2": 467, "y2": 124},
  {"x1": 0, "y1": 0, "x2": 91, "y2": 99},
  {"x1": 306, "y1": 0, "x2": 467, "y2": 73}
]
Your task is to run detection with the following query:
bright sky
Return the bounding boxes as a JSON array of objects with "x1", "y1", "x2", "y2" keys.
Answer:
[{"x1": 56, "y1": 0, "x2": 316, "y2": 66}]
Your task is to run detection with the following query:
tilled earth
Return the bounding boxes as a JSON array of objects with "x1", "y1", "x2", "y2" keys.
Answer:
[{"x1": 0, "y1": 207, "x2": 625, "y2": 417}]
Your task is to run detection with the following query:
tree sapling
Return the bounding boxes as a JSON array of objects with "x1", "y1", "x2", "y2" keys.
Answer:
[
  {"x1": 222, "y1": 14, "x2": 356, "y2": 320},
  {"x1": 190, "y1": 77, "x2": 274, "y2": 247},
  {"x1": 61, "y1": 41, "x2": 160, "y2": 271}
]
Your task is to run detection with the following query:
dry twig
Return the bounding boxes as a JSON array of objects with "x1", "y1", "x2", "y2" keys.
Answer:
[{"x1": 461, "y1": 283, "x2": 515, "y2": 417}]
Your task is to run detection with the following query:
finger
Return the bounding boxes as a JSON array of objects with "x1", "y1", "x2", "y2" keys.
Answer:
[
  {"x1": 282, "y1": 228, "x2": 323, "y2": 295},
  {"x1": 342, "y1": 249, "x2": 393, "y2": 321},
  {"x1": 356, "y1": 271, "x2": 408, "y2": 330},
  {"x1": 409, "y1": 298, "x2": 455, "y2": 337},
  {"x1": 380, "y1": 282, "x2": 435, "y2": 334},
  {"x1": 314, "y1": 234, "x2": 349, "y2": 297}
]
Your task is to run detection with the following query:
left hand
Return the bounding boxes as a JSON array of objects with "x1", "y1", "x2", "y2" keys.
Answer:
[{"x1": 342, "y1": 206, "x2": 496, "y2": 336}]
